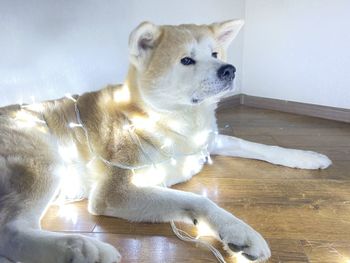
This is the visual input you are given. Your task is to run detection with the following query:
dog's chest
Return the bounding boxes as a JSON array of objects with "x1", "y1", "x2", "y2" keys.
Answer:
[
  {"x1": 55, "y1": 105, "x2": 217, "y2": 199},
  {"x1": 131, "y1": 149, "x2": 208, "y2": 188},
  {"x1": 131, "y1": 124, "x2": 216, "y2": 187}
]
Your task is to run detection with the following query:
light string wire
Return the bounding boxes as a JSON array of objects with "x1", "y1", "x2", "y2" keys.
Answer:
[
  {"x1": 170, "y1": 221, "x2": 226, "y2": 263},
  {"x1": 17, "y1": 94, "x2": 227, "y2": 263}
]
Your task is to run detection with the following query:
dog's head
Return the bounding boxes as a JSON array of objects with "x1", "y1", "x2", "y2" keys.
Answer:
[{"x1": 128, "y1": 20, "x2": 244, "y2": 111}]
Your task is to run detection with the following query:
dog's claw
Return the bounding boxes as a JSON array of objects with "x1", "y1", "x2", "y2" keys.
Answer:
[
  {"x1": 228, "y1": 243, "x2": 249, "y2": 252},
  {"x1": 242, "y1": 253, "x2": 258, "y2": 261}
]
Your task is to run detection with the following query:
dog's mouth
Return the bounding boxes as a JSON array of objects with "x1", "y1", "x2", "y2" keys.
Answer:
[{"x1": 191, "y1": 81, "x2": 234, "y2": 105}]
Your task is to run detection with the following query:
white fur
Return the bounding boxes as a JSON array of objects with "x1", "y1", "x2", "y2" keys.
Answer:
[{"x1": 210, "y1": 134, "x2": 332, "y2": 169}]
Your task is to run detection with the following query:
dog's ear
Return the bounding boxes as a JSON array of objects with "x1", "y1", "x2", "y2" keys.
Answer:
[
  {"x1": 129, "y1": 22, "x2": 161, "y2": 66},
  {"x1": 211, "y1": 19, "x2": 244, "y2": 48}
]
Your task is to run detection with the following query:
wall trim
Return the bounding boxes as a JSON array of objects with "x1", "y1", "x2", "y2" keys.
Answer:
[
  {"x1": 218, "y1": 94, "x2": 350, "y2": 123},
  {"x1": 217, "y1": 94, "x2": 241, "y2": 110}
]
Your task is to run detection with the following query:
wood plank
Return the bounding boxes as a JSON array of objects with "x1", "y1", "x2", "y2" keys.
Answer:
[
  {"x1": 83, "y1": 233, "x2": 310, "y2": 263},
  {"x1": 268, "y1": 239, "x2": 309, "y2": 263},
  {"x1": 231, "y1": 126, "x2": 350, "y2": 137},
  {"x1": 300, "y1": 240, "x2": 350, "y2": 263},
  {"x1": 203, "y1": 157, "x2": 350, "y2": 180},
  {"x1": 293, "y1": 146, "x2": 350, "y2": 161},
  {"x1": 93, "y1": 217, "x2": 174, "y2": 236},
  {"x1": 272, "y1": 135, "x2": 350, "y2": 148},
  {"x1": 85, "y1": 233, "x2": 223, "y2": 263},
  {"x1": 41, "y1": 201, "x2": 99, "y2": 232},
  {"x1": 218, "y1": 106, "x2": 350, "y2": 129}
]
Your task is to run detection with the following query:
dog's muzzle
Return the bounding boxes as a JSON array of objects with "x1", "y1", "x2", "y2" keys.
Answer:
[{"x1": 191, "y1": 64, "x2": 236, "y2": 104}]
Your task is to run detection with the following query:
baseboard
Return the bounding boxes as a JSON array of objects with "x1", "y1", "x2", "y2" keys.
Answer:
[
  {"x1": 217, "y1": 94, "x2": 241, "y2": 110},
  {"x1": 218, "y1": 94, "x2": 350, "y2": 123}
]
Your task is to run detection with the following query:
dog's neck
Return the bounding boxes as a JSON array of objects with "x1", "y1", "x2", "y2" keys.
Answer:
[{"x1": 124, "y1": 65, "x2": 218, "y2": 132}]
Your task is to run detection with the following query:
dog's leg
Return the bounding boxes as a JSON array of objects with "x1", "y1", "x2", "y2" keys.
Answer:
[
  {"x1": 0, "y1": 154, "x2": 120, "y2": 263},
  {"x1": 89, "y1": 175, "x2": 271, "y2": 262},
  {"x1": 210, "y1": 134, "x2": 332, "y2": 169}
]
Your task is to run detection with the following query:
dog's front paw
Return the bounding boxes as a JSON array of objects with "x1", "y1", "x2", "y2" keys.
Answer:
[
  {"x1": 56, "y1": 235, "x2": 121, "y2": 263},
  {"x1": 218, "y1": 221, "x2": 271, "y2": 262},
  {"x1": 279, "y1": 149, "x2": 332, "y2": 170},
  {"x1": 300, "y1": 151, "x2": 332, "y2": 169}
]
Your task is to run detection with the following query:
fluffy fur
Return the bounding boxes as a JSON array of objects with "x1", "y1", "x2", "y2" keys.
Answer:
[{"x1": 0, "y1": 20, "x2": 331, "y2": 263}]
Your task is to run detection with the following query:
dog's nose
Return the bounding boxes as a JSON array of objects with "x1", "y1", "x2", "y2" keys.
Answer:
[{"x1": 217, "y1": 64, "x2": 236, "y2": 81}]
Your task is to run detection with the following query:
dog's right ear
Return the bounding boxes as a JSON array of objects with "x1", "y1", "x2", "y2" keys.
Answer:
[
  {"x1": 210, "y1": 19, "x2": 244, "y2": 48},
  {"x1": 129, "y1": 22, "x2": 161, "y2": 67}
]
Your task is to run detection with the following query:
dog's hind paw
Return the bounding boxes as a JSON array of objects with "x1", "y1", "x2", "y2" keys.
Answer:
[{"x1": 56, "y1": 235, "x2": 121, "y2": 263}]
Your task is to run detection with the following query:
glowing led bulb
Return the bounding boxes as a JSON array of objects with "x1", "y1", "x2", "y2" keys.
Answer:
[
  {"x1": 65, "y1": 93, "x2": 76, "y2": 102},
  {"x1": 194, "y1": 130, "x2": 210, "y2": 146},
  {"x1": 21, "y1": 102, "x2": 44, "y2": 112},
  {"x1": 113, "y1": 84, "x2": 130, "y2": 103},
  {"x1": 131, "y1": 166, "x2": 166, "y2": 187},
  {"x1": 161, "y1": 138, "x2": 173, "y2": 149},
  {"x1": 58, "y1": 144, "x2": 79, "y2": 162},
  {"x1": 131, "y1": 116, "x2": 157, "y2": 131},
  {"x1": 122, "y1": 124, "x2": 135, "y2": 132},
  {"x1": 123, "y1": 124, "x2": 131, "y2": 130},
  {"x1": 69, "y1": 122, "x2": 83, "y2": 128},
  {"x1": 206, "y1": 154, "x2": 213, "y2": 165},
  {"x1": 171, "y1": 158, "x2": 177, "y2": 165},
  {"x1": 196, "y1": 221, "x2": 215, "y2": 238},
  {"x1": 167, "y1": 119, "x2": 182, "y2": 131},
  {"x1": 15, "y1": 110, "x2": 46, "y2": 128}
]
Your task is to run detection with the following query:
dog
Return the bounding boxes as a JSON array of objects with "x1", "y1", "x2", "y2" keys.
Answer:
[{"x1": 0, "y1": 20, "x2": 331, "y2": 263}]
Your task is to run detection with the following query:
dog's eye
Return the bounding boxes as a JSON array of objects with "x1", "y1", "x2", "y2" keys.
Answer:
[
  {"x1": 181, "y1": 57, "x2": 196, "y2": 66},
  {"x1": 212, "y1": 52, "x2": 218, "y2": 58}
]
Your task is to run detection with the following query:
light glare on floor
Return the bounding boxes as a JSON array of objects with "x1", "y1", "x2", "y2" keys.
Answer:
[
  {"x1": 235, "y1": 252, "x2": 250, "y2": 263},
  {"x1": 58, "y1": 204, "x2": 78, "y2": 224}
]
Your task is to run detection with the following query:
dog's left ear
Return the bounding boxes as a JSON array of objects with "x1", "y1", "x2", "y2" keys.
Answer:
[
  {"x1": 211, "y1": 19, "x2": 244, "y2": 48},
  {"x1": 129, "y1": 21, "x2": 161, "y2": 67}
]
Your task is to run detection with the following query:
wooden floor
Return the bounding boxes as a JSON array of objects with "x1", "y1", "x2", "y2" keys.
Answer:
[{"x1": 42, "y1": 105, "x2": 350, "y2": 263}]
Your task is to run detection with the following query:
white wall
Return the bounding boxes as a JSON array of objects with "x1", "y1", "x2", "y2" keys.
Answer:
[
  {"x1": 3, "y1": 0, "x2": 348, "y2": 109},
  {"x1": 242, "y1": 0, "x2": 350, "y2": 109},
  {"x1": 0, "y1": 0, "x2": 245, "y2": 106}
]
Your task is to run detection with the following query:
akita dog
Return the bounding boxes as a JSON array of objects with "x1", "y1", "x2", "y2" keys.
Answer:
[{"x1": 0, "y1": 20, "x2": 331, "y2": 263}]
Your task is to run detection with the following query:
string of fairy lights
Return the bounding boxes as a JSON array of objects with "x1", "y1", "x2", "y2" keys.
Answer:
[
  {"x1": 6, "y1": 95, "x2": 350, "y2": 263},
  {"x1": 66, "y1": 94, "x2": 228, "y2": 262},
  {"x1": 67, "y1": 92, "x2": 213, "y2": 171},
  {"x1": 10, "y1": 89, "x2": 235, "y2": 263}
]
